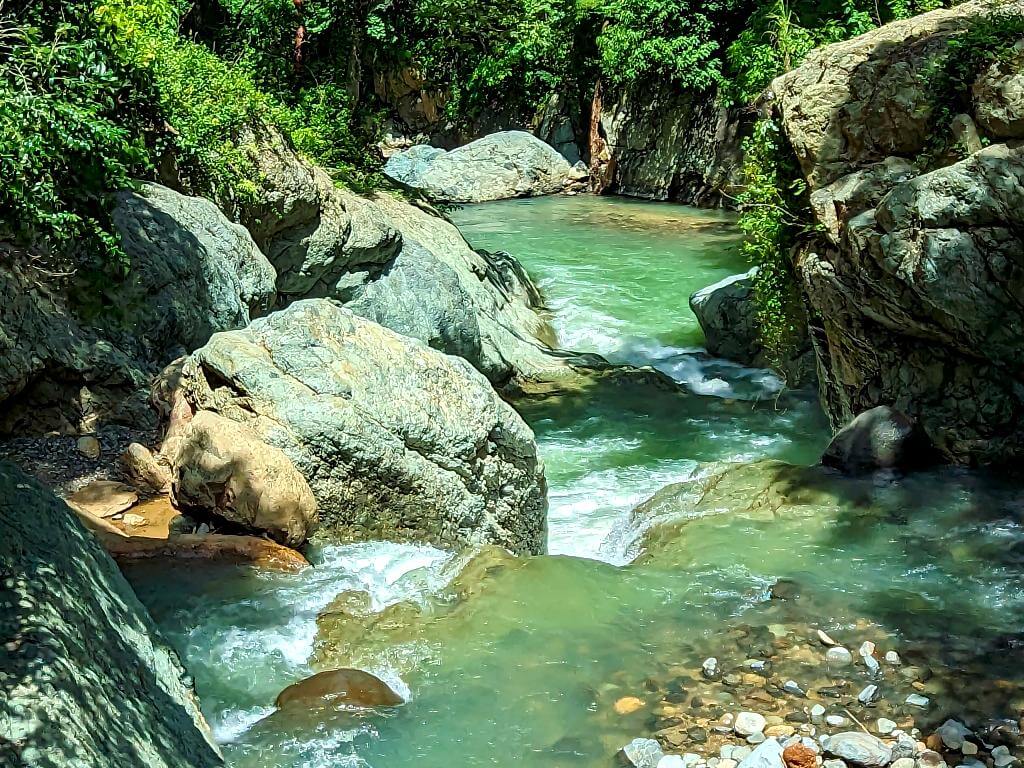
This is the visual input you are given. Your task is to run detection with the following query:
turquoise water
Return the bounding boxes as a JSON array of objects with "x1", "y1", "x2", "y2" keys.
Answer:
[{"x1": 127, "y1": 196, "x2": 1024, "y2": 768}]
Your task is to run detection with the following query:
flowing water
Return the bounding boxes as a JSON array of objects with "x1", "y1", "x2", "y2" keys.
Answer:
[{"x1": 127, "y1": 196, "x2": 1024, "y2": 768}]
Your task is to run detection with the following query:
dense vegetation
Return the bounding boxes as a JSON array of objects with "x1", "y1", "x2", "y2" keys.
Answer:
[{"x1": 2, "y1": 0, "x2": 1014, "y2": 357}]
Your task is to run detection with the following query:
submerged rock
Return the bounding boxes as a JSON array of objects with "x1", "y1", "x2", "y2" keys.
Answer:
[
  {"x1": 0, "y1": 463, "x2": 222, "y2": 768},
  {"x1": 166, "y1": 300, "x2": 547, "y2": 553},
  {"x1": 384, "y1": 131, "x2": 574, "y2": 202},
  {"x1": 275, "y1": 668, "x2": 404, "y2": 710}
]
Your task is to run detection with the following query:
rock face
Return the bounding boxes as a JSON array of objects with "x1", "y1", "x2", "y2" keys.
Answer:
[
  {"x1": 821, "y1": 406, "x2": 932, "y2": 474},
  {"x1": 383, "y1": 131, "x2": 575, "y2": 202},
  {"x1": 0, "y1": 462, "x2": 222, "y2": 768},
  {"x1": 168, "y1": 299, "x2": 548, "y2": 554},
  {"x1": 236, "y1": 123, "x2": 568, "y2": 386},
  {"x1": 594, "y1": 83, "x2": 746, "y2": 207},
  {"x1": 0, "y1": 182, "x2": 276, "y2": 435},
  {"x1": 170, "y1": 410, "x2": 318, "y2": 547},
  {"x1": 771, "y1": 0, "x2": 1024, "y2": 463}
]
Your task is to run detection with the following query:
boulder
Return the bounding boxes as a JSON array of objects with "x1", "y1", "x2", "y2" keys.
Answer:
[
  {"x1": 973, "y1": 41, "x2": 1024, "y2": 139},
  {"x1": 0, "y1": 182, "x2": 276, "y2": 436},
  {"x1": 383, "y1": 131, "x2": 574, "y2": 202},
  {"x1": 166, "y1": 299, "x2": 548, "y2": 554},
  {"x1": 690, "y1": 269, "x2": 763, "y2": 364},
  {"x1": 821, "y1": 406, "x2": 932, "y2": 474},
  {"x1": 0, "y1": 463, "x2": 222, "y2": 768},
  {"x1": 618, "y1": 737, "x2": 666, "y2": 768},
  {"x1": 274, "y1": 668, "x2": 404, "y2": 710},
  {"x1": 772, "y1": 0, "x2": 1024, "y2": 463},
  {"x1": 235, "y1": 123, "x2": 569, "y2": 386},
  {"x1": 169, "y1": 410, "x2": 318, "y2": 547}
]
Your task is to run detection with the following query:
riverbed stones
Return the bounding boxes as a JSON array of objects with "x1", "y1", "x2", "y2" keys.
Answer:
[
  {"x1": 165, "y1": 300, "x2": 548, "y2": 554},
  {"x1": 384, "y1": 131, "x2": 574, "y2": 202},
  {"x1": 0, "y1": 463, "x2": 222, "y2": 768},
  {"x1": 620, "y1": 737, "x2": 667, "y2": 768},
  {"x1": 826, "y1": 647, "x2": 854, "y2": 666},
  {"x1": 169, "y1": 410, "x2": 318, "y2": 547},
  {"x1": 825, "y1": 732, "x2": 893, "y2": 768}
]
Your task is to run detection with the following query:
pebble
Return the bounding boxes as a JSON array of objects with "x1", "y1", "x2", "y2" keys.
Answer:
[
  {"x1": 703, "y1": 658, "x2": 720, "y2": 679},
  {"x1": 892, "y1": 760, "x2": 915, "y2": 768},
  {"x1": 658, "y1": 758, "x2": 688, "y2": 768},
  {"x1": 826, "y1": 647, "x2": 854, "y2": 666},
  {"x1": 938, "y1": 720, "x2": 972, "y2": 750},
  {"x1": 620, "y1": 738, "x2": 666, "y2": 768},
  {"x1": 825, "y1": 732, "x2": 893, "y2": 768},
  {"x1": 818, "y1": 630, "x2": 838, "y2": 647},
  {"x1": 877, "y1": 719, "x2": 897, "y2": 736},
  {"x1": 884, "y1": 651, "x2": 901, "y2": 666},
  {"x1": 747, "y1": 734, "x2": 766, "y2": 745},
  {"x1": 811, "y1": 705, "x2": 827, "y2": 724},
  {"x1": 615, "y1": 696, "x2": 645, "y2": 715},
  {"x1": 992, "y1": 747, "x2": 1016, "y2": 767},
  {"x1": 827, "y1": 716, "x2": 849, "y2": 727},
  {"x1": 917, "y1": 750, "x2": 944, "y2": 768},
  {"x1": 961, "y1": 743, "x2": 978, "y2": 756},
  {"x1": 736, "y1": 739, "x2": 784, "y2": 768},
  {"x1": 863, "y1": 655, "x2": 881, "y2": 676},
  {"x1": 735, "y1": 713, "x2": 767, "y2": 737},
  {"x1": 783, "y1": 681, "x2": 805, "y2": 696},
  {"x1": 859, "y1": 641, "x2": 876, "y2": 657},
  {"x1": 784, "y1": 743, "x2": 819, "y2": 768},
  {"x1": 720, "y1": 761, "x2": 738, "y2": 768},
  {"x1": 858, "y1": 684, "x2": 880, "y2": 704},
  {"x1": 122, "y1": 512, "x2": 146, "y2": 528},
  {"x1": 77, "y1": 435, "x2": 101, "y2": 459},
  {"x1": 905, "y1": 694, "x2": 929, "y2": 708},
  {"x1": 824, "y1": 760, "x2": 848, "y2": 768}
]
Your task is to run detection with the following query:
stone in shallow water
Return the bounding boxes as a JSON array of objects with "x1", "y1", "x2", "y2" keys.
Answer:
[
  {"x1": 736, "y1": 712, "x2": 768, "y2": 736},
  {"x1": 275, "y1": 668, "x2": 404, "y2": 710},
  {"x1": 738, "y1": 738, "x2": 785, "y2": 768},
  {"x1": 784, "y1": 743, "x2": 819, "y2": 768},
  {"x1": 67, "y1": 480, "x2": 138, "y2": 518},
  {"x1": 906, "y1": 694, "x2": 930, "y2": 708},
  {"x1": 620, "y1": 738, "x2": 666, "y2": 768},
  {"x1": 937, "y1": 720, "x2": 972, "y2": 750},
  {"x1": 826, "y1": 647, "x2": 853, "y2": 666},
  {"x1": 992, "y1": 747, "x2": 1016, "y2": 767},
  {"x1": 824, "y1": 761, "x2": 848, "y2": 768},
  {"x1": 891, "y1": 760, "x2": 915, "y2": 768},
  {"x1": 877, "y1": 719, "x2": 897, "y2": 736},
  {"x1": 817, "y1": 630, "x2": 838, "y2": 647},
  {"x1": 858, "y1": 684, "x2": 880, "y2": 704},
  {"x1": 826, "y1": 732, "x2": 893, "y2": 768},
  {"x1": 828, "y1": 715, "x2": 850, "y2": 727},
  {"x1": 884, "y1": 651, "x2": 901, "y2": 666},
  {"x1": 703, "y1": 658, "x2": 721, "y2": 678}
]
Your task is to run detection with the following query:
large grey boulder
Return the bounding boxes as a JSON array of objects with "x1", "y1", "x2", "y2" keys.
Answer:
[
  {"x1": 0, "y1": 462, "x2": 222, "y2": 768},
  {"x1": 0, "y1": 182, "x2": 276, "y2": 436},
  {"x1": 383, "y1": 131, "x2": 574, "y2": 202},
  {"x1": 772, "y1": 0, "x2": 1024, "y2": 463},
  {"x1": 973, "y1": 41, "x2": 1024, "y2": 139},
  {"x1": 234, "y1": 124, "x2": 570, "y2": 386},
  {"x1": 168, "y1": 300, "x2": 548, "y2": 554}
]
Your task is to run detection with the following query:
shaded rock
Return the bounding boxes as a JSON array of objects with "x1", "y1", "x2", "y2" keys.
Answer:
[
  {"x1": 169, "y1": 410, "x2": 318, "y2": 547},
  {"x1": 593, "y1": 81, "x2": 746, "y2": 207},
  {"x1": 168, "y1": 300, "x2": 547, "y2": 553},
  {"x1": 973, "y1": 41, "x2": 1024, "y2": 138},
  {"x1": 66, "y1": 480, "x2": 139, "y2": 519},
  {"x1": 122, "y1": 442, "x2": 172, "y2": 494},
  {"x1": 100, "y1": 532, "x2": 310, "y2": 572},
  {"x1": 384, "y1": 131, "x2": 573, "y2": 202},
  {"x1": 826, "y1": 732, "x2": 893, "y2": 768},
  {"x1": 77, "y1": 435, "x2": 101, "y2": 459},
  {"x1": 0, "y1": 463, "x2": 222, "y2": 768},
  {"x1": 772, "y1": 1, "x2": 1024, "y2": 464},
  {"x1": 275, "y1": 668, "x2": 404, "y2": 710},
  {"x1": 822, "y1": 406, "x2": 932, "y2": 475},
  {"x1": 690, "y1": 269, "x2": 763, "y2": 365}
]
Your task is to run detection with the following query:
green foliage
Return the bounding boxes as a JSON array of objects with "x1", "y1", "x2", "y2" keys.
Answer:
[
  {"x1": 736, "y1": 118, "x2": 810, "y2": 371},
  {"x1": 923, "y1": 9, "x2": 1024, "y2": 162},
  {"x1": 0, "y1": 1, "x2": 152, "y2": 274}
]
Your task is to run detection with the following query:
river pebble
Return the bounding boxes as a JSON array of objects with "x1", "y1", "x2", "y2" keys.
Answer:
[
  {"x1": 621, "y1": 738, "x2": 666, "y2": 768},
  {"x1": 736, "y1": 713, "x2": 767, "y2": 737},
  {"x1": 906, "y1": 694, "x2": 929, "y2": 708},
  {"x1": 826, "y1": 647, "x2": 853, "y2": 666},
  {"x1": 825, "y1": 732, "x2": 893, "y2": 768},
  {"x1": 877, "y1": 719, "x2": 897, "y2": 736}
]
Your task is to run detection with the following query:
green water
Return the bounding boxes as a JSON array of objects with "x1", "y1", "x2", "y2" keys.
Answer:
[{"x1": 127, "y1": 196, "x2": 1024, "y2": 768}]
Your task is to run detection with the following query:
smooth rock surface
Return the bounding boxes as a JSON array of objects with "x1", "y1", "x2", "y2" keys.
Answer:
[
  {"x1": 384, "y1": 131, "x2": 573, "y2": 202},
  {"x1": 169, "y1": 410, "x2": 318, "y2": 547},
  {"x1": 620, "y1": 737, "x2": 667, "y2": 768},
  {"x1": 169, "y1": 300, "x2": 547, "y2": 553},
  {"x1": 0, "y1": 463, "x2": 222, "y2": 768},
  {"x1": 826, "y1": 732, "x2": 893, "y2": 768}
]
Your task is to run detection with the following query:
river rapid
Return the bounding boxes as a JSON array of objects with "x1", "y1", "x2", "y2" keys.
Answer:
[{"x1": 127, "y1": 196, "x2": 1024, "y2": 768}]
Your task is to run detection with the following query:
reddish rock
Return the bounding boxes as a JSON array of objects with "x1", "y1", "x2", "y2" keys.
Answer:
[{"x1": 784, "y1": 743, "x2": 818, "y2": 768}]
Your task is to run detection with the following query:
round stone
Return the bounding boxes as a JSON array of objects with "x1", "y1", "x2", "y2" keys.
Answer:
[
  {"x1": 877, "y1": 719, "x2": 898, "y2": 736},
  {"x1": 825, "y1": 732, "x2": 893, "y2": 768},
  {"x1": 735, "y1": 712, "x2": 768, "y2": 737},
  {"x1": 826, "y1": 647, "x2": 854, "y2": 666}
]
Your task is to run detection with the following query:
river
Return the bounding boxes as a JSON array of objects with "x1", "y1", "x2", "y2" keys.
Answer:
[{"x1": 126, "y1": 196, "x2": 1024, "y2": 768}]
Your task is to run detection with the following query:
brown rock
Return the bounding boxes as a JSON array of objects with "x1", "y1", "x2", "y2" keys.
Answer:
[
  {"x1": 66, "y1": 480, "x2": 138, "y2": 518},
  {"x1": 171, "y1": 410, "x2": 317, "y2": 547},
  {"x1": 275, "y1": 668, "x2": 404, "y2": 710},
  {"x1": 77, "y1": 435, "x2": 101, "y2": 459},
  {"x1": 101, "y1": 532, "x2": 310, "y2": 572},
  {"x1": 121, "y1": 442, "x2": 172, "y2": 493},
  {"x1": 614, "y1": 696, "x2": 645, "y2": 715},
  {"x1": 784, "y1": 743, "x2": 818, "y2": 768}
]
